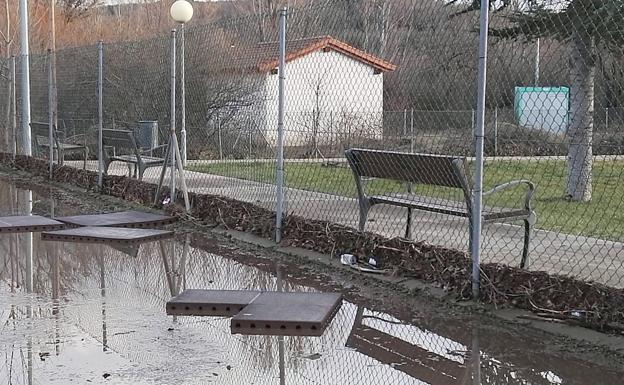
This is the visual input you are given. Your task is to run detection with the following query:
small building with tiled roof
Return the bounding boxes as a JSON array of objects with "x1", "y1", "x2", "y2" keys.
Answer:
[{"x1": 212, "y1": 36, "x2": 396, "y2": 147}]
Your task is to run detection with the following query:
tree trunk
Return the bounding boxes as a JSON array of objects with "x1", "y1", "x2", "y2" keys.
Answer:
[{"x1": 566, "y1": 33, "x2": 595, "y2": 202}]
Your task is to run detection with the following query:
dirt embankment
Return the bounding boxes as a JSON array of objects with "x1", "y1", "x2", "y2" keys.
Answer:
[{"x1": 2, "y1": 153, "x2": 623, "y2": 334}]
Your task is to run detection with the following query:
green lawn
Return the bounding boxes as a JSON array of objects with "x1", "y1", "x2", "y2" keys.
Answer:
[{"x1": 188, "y1": 160, "x2": 624, "y2": 240}]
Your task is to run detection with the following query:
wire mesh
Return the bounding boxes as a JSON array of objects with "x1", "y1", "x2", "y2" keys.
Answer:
[
  {"x1": 7, "y1": 0, "x2": 624, "y2": 289},
  {"x1": 1, "y1": 225, "x2": 621, "y2": 385}
]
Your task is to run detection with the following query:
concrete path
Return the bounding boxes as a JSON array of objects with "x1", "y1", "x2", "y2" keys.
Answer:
[{"x1": 69, "y1": 161, "x2": 624, "y2": 288}]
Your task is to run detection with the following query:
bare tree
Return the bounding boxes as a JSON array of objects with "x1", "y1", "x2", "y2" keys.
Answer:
[{"x1": 57, "y1": 0, "x2": 99, "y2": 22}]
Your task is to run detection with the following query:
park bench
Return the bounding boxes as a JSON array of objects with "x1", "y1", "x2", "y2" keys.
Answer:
[
  {"x1": 345, "y1": 148, "x2": 536, "y2": 268},
  {"x1": 102, "y1": 129, "x2": 167, "y2": 181},
  {"x1": 30, "y1": 121, "x2": 89, "y2": 169}
]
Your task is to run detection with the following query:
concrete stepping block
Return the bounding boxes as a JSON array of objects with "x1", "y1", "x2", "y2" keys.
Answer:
[
  {"x1": 41, "y1": 226, "x2": 173, "y2": 245},
  {"x1": 167, "y1": 290, "x2": 262, "y2": 317},
  {"x1": 55, "y1": 210, "x2": 175, "y2": 228},
  {"x1": 231, "y1": 292, "x2": 342, "y2": 337},
  {"x1": 0, "y1": 215, "x2": 65, "y2": 233}
]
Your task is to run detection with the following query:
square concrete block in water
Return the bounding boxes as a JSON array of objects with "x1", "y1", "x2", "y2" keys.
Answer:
[
  {"x1": 167, "y1": 290, "x2": 263, "y2": 317},
  {"x1": 55, "y1": 210, "x2": 176, "y2": 228},
  {"x1": 41, "y1": 226, "x2": 173, "y2": 245},
  {"x1": 231, "y1": 292, "x2": 343, "y2": 337},
  {"x1": 0, "y1": 215, "x2": 65, "y2": 233}
]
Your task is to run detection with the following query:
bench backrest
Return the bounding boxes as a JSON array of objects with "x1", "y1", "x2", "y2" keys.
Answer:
[
  {"x1": 102, "y1": 129, "x2": 136, "y2": 153},
  {"x1": 102, "y1": 129, "x2": 139, "y2": 156},
  {"x1": 345, "y1": 148, "x2": 471, "y2": 190},
  {"x1": 30, "y1": 122, "x2": 61, "y2": 156},
  {"x1": 30, "y1": 122, "x2": 58, "y2": 146}
]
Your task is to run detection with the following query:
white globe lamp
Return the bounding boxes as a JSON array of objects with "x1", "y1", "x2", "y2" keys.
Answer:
[{"x1": 170, "y1": 0, "x2": 194, "y2": 24}]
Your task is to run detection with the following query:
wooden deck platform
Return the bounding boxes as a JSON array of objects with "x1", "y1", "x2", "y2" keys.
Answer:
[
  {"x1": 41, "y1": 226, "x2": 173, "y2": 245},
  {"x1": 0, "y1": 215, "x2": 65, "y2": 233},
  {"x1": 55, "y1": 210, "x2": 175, "y2": 228}
]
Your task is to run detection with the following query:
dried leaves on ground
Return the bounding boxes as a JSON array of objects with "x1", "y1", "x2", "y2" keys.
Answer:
[{"x1": 2, "y1": 154, "x2": 622, "y2": 333}]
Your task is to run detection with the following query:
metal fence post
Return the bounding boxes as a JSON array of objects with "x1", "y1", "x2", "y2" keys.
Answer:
[
  {"x1": 98, "y1": 41, "x2": 104, "y2": 188},
  {"x1": 10, "y1": 56, "x2": 16, "y2": 158},
  {"x1": 249, "y1": 130, "x2": 252, "y2": 159},
  {"x1": 406, "y1": 107, "x2": 415, "y2": 238},
  {"x1": 19, "y1": 0, "x2": 32, "y2": 156},
  {"x1": 218, "y1": 115, "x2": 223, "y2": 160},
  {"x1": 180, "y1": 24, "x2": 187, "y2": 166},
  {"x1": 403, "y1": 108, "x2": 407, "y2": 137},
  {"x1": 534, "y1": 37, "x2": 540, "y2": 87},
  {"x1": 275, "y1": 7, "x2": 287, "y2": 243},
  {"x1": 20, "y1": 189, "x2": 33, "y2": 293},
  {"x1": 471, "y1": 109, "x2": 475, "y2": 133},
  {"x1": 4, "y1": 61, "x2": 10, "y2": 152},
  {"x1": 47, "y1": 50, "x2": 54, "y2": 178},
  {"x1": 494, "y1": 106, "x2": 498, "y2": 156},
  {"x1": 471, "y1": 0, "x2": 491, "y2": 299},
  {"x1": 410, "y1": 108, "x2": 415, "y2": 152}
]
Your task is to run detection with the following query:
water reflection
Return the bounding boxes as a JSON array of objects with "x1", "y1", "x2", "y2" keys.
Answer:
[
  {"x1": 99, "y1": 248, "x2": 108, "y2": 352},
  {"x1": 472, "y1": 329, "x2": 481, "y2": 385},
  {"x1": 277, "y1": 264, "x2": 286, "y2": 385},
  {"x1": 0, "y1": 181, "x2": 621, "y2": 384}
]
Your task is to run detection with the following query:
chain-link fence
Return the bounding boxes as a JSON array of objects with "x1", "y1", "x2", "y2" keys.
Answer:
[
  {"x1": 1, "y1": 1, "x2": 624, "y2": 289},
  {"x1": 1, "y1": 222, "x2": 618, "y2": 384}
]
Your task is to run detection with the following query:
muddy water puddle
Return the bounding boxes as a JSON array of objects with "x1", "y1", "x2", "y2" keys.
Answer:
[{"x1": 0, "y1": 181, "x2": 622, "y2": 385}]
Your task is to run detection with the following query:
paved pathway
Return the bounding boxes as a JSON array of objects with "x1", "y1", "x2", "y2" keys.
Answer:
[{"x1": 69, "y1": 161, "x2": 624, "y2": 288}]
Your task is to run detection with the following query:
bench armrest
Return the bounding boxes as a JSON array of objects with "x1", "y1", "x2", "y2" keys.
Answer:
[
  {"x1": 140, "y1": 144, "x2": 168, "y2": 157},
  {"x1": 62, "y1": 133, "x2": 86, "y2": 144},
  {"x1": 483, "y1": 179, "x2": 536, "y2": 210}
]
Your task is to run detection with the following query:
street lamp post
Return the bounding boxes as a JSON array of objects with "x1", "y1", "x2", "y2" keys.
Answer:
[
  {"x1": 170, "y1": 0, "x2": 193, "y2": 166},
  {"x1": 19, "y1": 0, "x2": 31, "y2": 156}
]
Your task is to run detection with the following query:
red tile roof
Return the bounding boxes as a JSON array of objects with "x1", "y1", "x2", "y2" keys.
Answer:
[{"x1": 224, "y1": 36, "x2": 397, "y2": 73}]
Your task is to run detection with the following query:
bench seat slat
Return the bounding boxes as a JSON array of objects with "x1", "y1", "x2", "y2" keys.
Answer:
[
  {"x1": 111, "y1": 155, "x2": 165, "y2": 165},
  {"x1": 370, "y1": 194, "x2": 467, "y2": 217},
  {"x1": 38, "y1": 142, "x2": 85, "y2": 151},
  {"x1": 370, "y1": 194, "x2": 529, "y2": 221}
]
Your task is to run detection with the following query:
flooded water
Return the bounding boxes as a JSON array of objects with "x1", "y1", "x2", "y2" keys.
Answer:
[{"x1": 0, "y1": 179, "x2": 622, "y2": 385}]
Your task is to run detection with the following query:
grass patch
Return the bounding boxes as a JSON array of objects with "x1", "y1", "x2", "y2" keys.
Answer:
[{"x1": 188, "y1": 160, "x2": 624, "y2": 240}]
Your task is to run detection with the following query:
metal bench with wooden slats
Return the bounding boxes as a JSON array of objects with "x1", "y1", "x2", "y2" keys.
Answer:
[
  {"x1": 102, "y1": 129, "x2": 167, "y2": 181},
  {"x1": 30, "y1": 121, "x2": 89, "y2": 169},
  {"x1": 345, "y1": 148, "x2": 536, "y2": 268}
]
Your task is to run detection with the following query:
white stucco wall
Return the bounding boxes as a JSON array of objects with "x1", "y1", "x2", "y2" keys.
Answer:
[{"x1": 263, "y1": 50, "x2": 384, "y2": 147}]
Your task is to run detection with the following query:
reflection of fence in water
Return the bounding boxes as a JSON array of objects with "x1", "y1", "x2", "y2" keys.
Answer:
[{"x1": 0, "y1": 235, "x2": 615, "y2": 385}]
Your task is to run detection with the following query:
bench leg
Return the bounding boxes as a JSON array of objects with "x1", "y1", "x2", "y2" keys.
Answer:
[
  {"x1": 138, "y1": 165, "x2": 146, "y2": 181},
  {"x1": 520, "y1": 212, "x2": 536, "y2": 269},
  {"x1": 468, "y1": 223, "x2": 473, "y2": 256},
  {"x1": 358, "y1": 201, "x2": 371, "y2": 232},
  {"x1": 405, "y1": 208, "x2": 413, "y2": 239},
  {"x1": 83, "y1": 148, "x2": 89, "y2": 170},
  {"x1": 103, "y1": 160, "x2": 111, "y2": 176}
]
